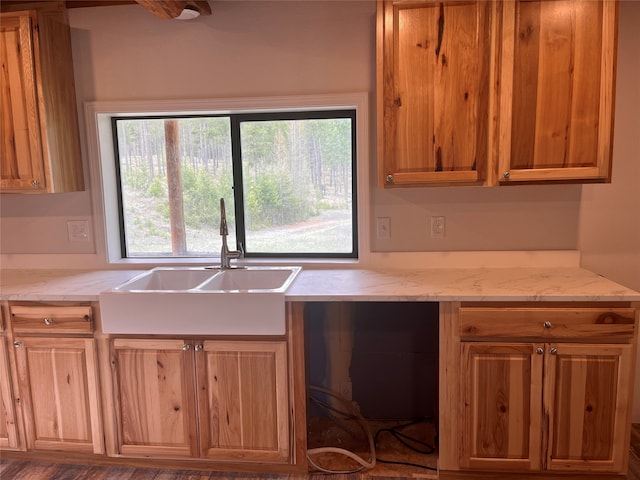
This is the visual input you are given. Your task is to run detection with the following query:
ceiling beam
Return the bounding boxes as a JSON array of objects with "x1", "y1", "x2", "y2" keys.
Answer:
[{"x1": 134, "y1": 0, "x2": 211, "y2": 19}]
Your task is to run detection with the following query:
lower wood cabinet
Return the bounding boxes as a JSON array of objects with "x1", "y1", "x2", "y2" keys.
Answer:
[
  {"x1": 13, "y1": 336, "x2": 103, "y2": 453},
  {"x1": 8, "y1": 303, "x2": 103, "y2": 454},
  {"x1": 441, "y1": 302, "x2": 638, "y2": 476},
  {"x1": 110, "y1": 338, "x2": 290, "y2": 463},
  {"x1": 196, "y1": 340, "x2": 290, "y2": 462},
  {"x1": 461, "y1": 341, "x2": 633, "y2": 472},
  {"x1": 0, "y1": 336, "x2": 19, "y2": 449}
]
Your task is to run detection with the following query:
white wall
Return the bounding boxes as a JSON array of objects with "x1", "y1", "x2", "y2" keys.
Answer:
[
  {"x1": 0, "y1": 0, "x2": 584, "y2": 264},
  {"x1": 578, "y1": 0, "x2": 640, "y2": 423},
  {"x1": 579, "y1": 0, "x2": 640, "y2": 294}
]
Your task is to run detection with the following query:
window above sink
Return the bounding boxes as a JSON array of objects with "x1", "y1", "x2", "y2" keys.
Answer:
[{"x1": 85, "y1": 94, "x2": 370, "y2": 267}]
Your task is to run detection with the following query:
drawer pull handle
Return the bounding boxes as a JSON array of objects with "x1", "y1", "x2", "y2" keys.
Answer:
[
  {"x1": 536, "y1": 347, "x2": 544, "y2": 355},
  {"x1": 543, "y1": 321, "x2": 552, "y2": 329},
  {"x1": 550, "y1": 347, "x2": 558, "y2": 355},
  {"x1": 43, "y1": 317, "x2": 53, "y2": 326}
]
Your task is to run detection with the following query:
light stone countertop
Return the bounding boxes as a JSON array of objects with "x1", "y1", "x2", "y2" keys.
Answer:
[
  {"x1": 285, "y1": 267, "x2": 640, "y2": 302},
  {"x1": 0, "y1": 269, "x2": 147, "y2": 302},
  {"x1": 1, "y1": 267, "x2": 639, "y2": 302}
]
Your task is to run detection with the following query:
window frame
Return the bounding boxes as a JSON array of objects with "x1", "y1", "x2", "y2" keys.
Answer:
[
  {"x1": 111, "y1": 109, "x2": 358, "y2": 259},
  {"x1": 85, "y1": 93, "x2": 370, "y2": 266}
]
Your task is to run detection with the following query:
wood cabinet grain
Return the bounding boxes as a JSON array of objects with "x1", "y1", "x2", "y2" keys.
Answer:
[
  {"x1": 110, "y1": 338, "x2": 290, "y2": 463},
  {"x1": 378, "y1": 0, "x2": 496, "y2": 186},
  {"x1": 461, "y1": 342, "x2": 543, "y2": 471},
  {"x1": 0, "y1": 337, "x2": 19, "y2": 449},
  {"x1": 197, "y1": 340, "x2": 289, "y2": 462},
  {"x1": 377, "y1": 0, "x2": 618, "y2": 187},
  {"x1": 111, "y1": 338, "x2": 198, "y2": 458},
  {"x1": 544, "y1": 343, "x2": 633, "y2": 472},
  {"x1": 13, "y1": 336, "x2": 103, "y2": 453},
  {"x1": 498, "y1": 0, "x2": 617, "y2": 183},
  {"x1": 6, "y1": 303, "x2": 102, "y2": 454},
  {"x1": 461, "y1": 341, "x2": 633, "y2": 472},
  {"x1": 444, "y1": 302, "x2": 638, "y2": 476},
  {"x1": 0, "y1": 8, "x2": 83, "y2": 193}
]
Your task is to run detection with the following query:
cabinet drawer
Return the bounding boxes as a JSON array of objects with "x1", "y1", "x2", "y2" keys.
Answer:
[
  {"x1": 459, "y1": 307, "x2": 636, "y2": 341},
  {"x1": 10, "y1": 305, "x2": 93, "y2": 334}
]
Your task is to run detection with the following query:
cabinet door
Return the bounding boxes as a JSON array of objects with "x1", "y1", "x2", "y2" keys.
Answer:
[
  {"x1": 544, "y1": 343, "x2": 634, "y2": 472},
  {"x1": 111, "y1": 338, "x2": 198, "y2": 458},
  {"x1": 460, "y1": 342, "x2": 544, "y2": 471},
  {"x1": 498, "y1": 0, "x2": 617, "y2": 183},
  {"x1": 197, "y1": 340, "x2": 290, "y2": 463},
  {"x1": 378, "y1": 0, "x2": 496, "y2": 187},
  {"x1": 0, "y1": 12, "x2": 46, "y2": 192},
  {"x1": 0, "y1": 337, "x2": 19, "y2": 449},
  {"x1": 14, "y1": 337, "x2": 103, "y2": 453}
]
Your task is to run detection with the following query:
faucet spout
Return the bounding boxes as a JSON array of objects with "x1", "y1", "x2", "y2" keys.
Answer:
[
  {"x1": 220, "y1": 198, "x2": 228, "y2": 236},
  {"x1": 219, "y1": 198, "x2": 243, "y2": 269}
]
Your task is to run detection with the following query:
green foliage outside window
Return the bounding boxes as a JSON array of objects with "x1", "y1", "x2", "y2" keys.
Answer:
[{"x1": 115, "y1": 111, "x2": 355, "y2": 257}]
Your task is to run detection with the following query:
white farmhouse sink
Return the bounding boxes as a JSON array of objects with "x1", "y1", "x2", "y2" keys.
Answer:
[
  {"x1": 99, "y1": 266, "x2": 301, "y2": 335},
  {"x1": 118, "y1": 268, "x2": 216, "y2": 291},
  {"x1": 199, "y1": 267, "x2": 300, "y2": 291}
]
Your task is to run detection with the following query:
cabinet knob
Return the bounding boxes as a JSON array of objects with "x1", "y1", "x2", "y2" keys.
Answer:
[
  {"x1": 550, "y1": 347, "x2": 558, "y2": 355},
  {"x1": 385, "y1": 174, "x2": 394, "y2": 184},
  {"x1": 31, "y1": 180, "x2": 40, "y2": 187},
  {"x1": 195, "y1": 344, "x2": 203, "y2": 352},
  {"x1": 543, "y1": 321, "x2": 552, "y2": 329},
  {"x1": 43, "y1": 317, "x2": 53, "y2": 326},
  {"x1": 13, "y1": 341, "x2": 21, "y2": 348},
  {"x1": 536, "y1": 347, "x2": 544, "y2": 355},
  {"x1": 182, "y1": 344, "x2": 191, "y2": 351},
  {"x1": 503, "y1": 171, "x2": 510, "y2": 179}
]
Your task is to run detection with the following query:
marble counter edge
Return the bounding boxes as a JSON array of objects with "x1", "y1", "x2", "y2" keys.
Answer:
[{"x1": 1, "y1": 267, "x2": 639, "y2": 302}]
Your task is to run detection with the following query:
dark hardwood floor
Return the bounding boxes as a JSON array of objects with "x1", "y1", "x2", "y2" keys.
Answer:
[
  {"x1": 0, "y1": 456, "x2": 637, "y2": 480},
  {"x1": 1, "y1": 424, "x2": 639, "y2": 480},
  {"x1": 0, "y1": 460, "x2": 371, "y2": 480}
]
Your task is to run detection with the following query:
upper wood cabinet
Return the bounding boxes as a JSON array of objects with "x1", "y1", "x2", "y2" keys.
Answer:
[
  {"x1": 0, "y1": 8, "x2": 84, "y2": 193},
  {"x1": 377, "y1": 0, "x2": 497, "y2": 187},
  {"x1": 498, "y1": 0, "x2": 617, "y2": 184},
  {"x1": 377, "y1": 0, "x2": 618, "y2": 187}
]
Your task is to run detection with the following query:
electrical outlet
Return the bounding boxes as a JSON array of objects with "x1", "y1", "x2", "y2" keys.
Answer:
[
  {"x1": 376, "y1": 217, "x2": 391, "y2": 240},
  {"x1": 67, "y1": 220, "x2": 90, "y2": 242},
  {"x1": 431, "y1": 216, "x2": 445, "y2": 238}
]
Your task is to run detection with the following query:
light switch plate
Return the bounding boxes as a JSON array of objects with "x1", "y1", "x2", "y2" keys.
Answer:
[{"x1": 376, "y1": 217, "x2": 391, "y2": 240}]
